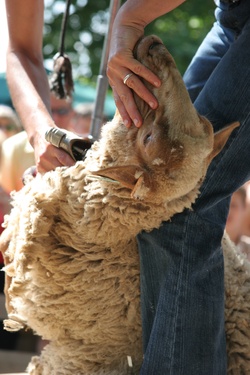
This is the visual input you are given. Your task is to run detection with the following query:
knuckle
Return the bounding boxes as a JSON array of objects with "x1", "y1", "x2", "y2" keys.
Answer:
[
  {"x1": 113, "y1": 96, "x2": 120, "y2": 104},
  {"x1": 133, "y1": 64, "x2": 143, "y2": 76},
  {"x1": 119, "y1": 93, "x2": 129, "y2": 104},
  {"x1": 126, "y1": 77, "x2": 135, "y2": 88},
  {"x1": 106, "y1": 65, "x2": 112, "y2": 78},
  {"x1": 119, "y1": 90, "x2": 134, "y2": 106}
]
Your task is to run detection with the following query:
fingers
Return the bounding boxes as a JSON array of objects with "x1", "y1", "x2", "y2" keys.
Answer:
[
  {"x1": 22, "y1": 145, "x2": 75, "y2": 185},
  {"x1": 107, "y1": 54, "x2": 161, "y2": 127},
  {"x1": 35, "y1": 141, "x2": 75, "y2": 174},
  {"x1": 111, "y1": 85, "x2": 142, "y2": 127}
]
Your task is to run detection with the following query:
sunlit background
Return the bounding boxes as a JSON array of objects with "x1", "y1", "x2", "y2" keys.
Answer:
[
  {"x1": 0, "y1": 0, "x2": 215, "y2": 114},
  {"x1": 0, "y1": 1, "x2": 215, "y2": 77}
]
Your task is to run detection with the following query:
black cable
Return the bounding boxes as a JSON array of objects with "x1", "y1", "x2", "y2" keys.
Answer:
[
  {"x1": 49, "y1": 0, "x2": 74, "y2": 99},
  {"x1": 59, "y1": 0, "x2": 72, "y2": 56}
]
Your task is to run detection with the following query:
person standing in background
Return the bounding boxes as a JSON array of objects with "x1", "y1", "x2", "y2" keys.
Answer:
[
  {"x1": 226, "y1": 186, "x2": 250, "y2": 261},
  {"x1": 0, "y1": 103, "x2": 21, "y2": 242},
  {"x1": 71, "y1": 102, "x2": 95, "y2": 138},
  {"x1": 0, "y1": 104, "x2": 22, "y2": 138},
  {"x1": 0, "y1": 94, "x2": 76, "y2": 193}
]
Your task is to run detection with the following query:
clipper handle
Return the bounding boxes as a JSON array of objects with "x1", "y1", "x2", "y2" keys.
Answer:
[{"x1": 45, "y1": 128, "x2": 93, "y2": 161}]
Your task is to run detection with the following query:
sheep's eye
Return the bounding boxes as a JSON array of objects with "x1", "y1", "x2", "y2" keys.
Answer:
[{"x1": 144, "y1": 133, "x2": 152, "y2": 145}]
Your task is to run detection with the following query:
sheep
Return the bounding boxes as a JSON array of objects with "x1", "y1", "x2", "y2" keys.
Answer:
[
  {"x1": 0, "y1": 35, "x2": 249, "y2": 375},
  {"x1": 223, "y1": 234, "x2": 250, "y2": 374}
]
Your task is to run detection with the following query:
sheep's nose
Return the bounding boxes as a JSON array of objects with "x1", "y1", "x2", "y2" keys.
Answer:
[{"x1": 148, "y1": 41, "x2": 162, "y2": 51}]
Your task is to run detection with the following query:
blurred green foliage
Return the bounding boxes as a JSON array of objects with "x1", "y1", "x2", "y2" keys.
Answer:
[
  {"x1": 145, "y1": 1, "x2": 215, "y2": 74},
  {"x1": 43, "y1": 0, "x2": 215, "y2": 79}
]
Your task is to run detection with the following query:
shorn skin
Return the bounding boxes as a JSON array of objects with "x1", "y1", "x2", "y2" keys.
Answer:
[{"x1": 0, "y1": 36, "x2": 249, "y2": 375}]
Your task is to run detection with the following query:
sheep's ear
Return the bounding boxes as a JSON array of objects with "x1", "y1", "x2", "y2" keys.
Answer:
[
  {"x1": 208, "y1": 121, "x2": 240, "y2": 163},
  {"x1": 131, "y1": 174, "x2": 152, "y2": 200},
  {"x1": 92, "y1": 165, "x2": 145, "y2": 190}
]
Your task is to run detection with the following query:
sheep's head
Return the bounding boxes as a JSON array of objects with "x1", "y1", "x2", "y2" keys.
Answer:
[{"x1": 93, "y1": 35, "x2": 239, "y2": 203}]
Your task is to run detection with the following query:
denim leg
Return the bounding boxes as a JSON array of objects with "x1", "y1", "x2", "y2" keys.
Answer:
[
  {"x1": 184, "y1": 0, "x2": 250, "y2": 104},
  {"x1": 183, "y1": 21, "x2": 234, "y2": 103},
  {"x1": 139, "y1": 209, "x2": 227, "y2": 375},
  {"x1": 139, "y1": 5, "x2": 250, "y2": 375}
]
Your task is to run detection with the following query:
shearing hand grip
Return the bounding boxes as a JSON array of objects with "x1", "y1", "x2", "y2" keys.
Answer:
[{"x1": 45, "y1": 128, "x2": 93, "y2": 161}]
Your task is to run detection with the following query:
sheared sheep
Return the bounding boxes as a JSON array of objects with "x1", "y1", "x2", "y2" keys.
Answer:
[{"x1": 0, "y1": 35, "x2": 249, "y2": 375}]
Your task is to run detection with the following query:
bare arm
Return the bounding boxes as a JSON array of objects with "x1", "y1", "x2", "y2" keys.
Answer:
[
  {"x1": 107, "y1": 0, "x2": 186, "y2": 127},
  {"x1": 5, "y1": 0, "x2": 75, "y2": 172}
]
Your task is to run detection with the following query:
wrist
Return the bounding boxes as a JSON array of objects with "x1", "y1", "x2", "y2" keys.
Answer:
[{"x1": 28, "y1": 122, "x2": 56, "y2": 150}]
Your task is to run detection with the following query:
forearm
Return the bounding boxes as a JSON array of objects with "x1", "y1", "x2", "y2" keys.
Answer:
[
  {"x1": 6, "y1": 51, "x2": 54, "y2": 148},
  {"x1": 110, "y1": 0, "x2": 187, "y2": 68},
  {"x1": 5, "y1": 0, "x2": 55, "y2": 149},
  {"x1": 109, "y1": 0, "x2": 186, "y2": 76},
  {"x1": 5, "y1": 0, "x2": 75, "y2": 172},
  {"x1": 116, "y1": 0, "x2": 186, "y2": 27}
]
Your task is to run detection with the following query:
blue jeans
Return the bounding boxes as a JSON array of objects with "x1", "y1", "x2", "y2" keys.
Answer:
[{"x1": 138, "y1": 1, "x2": 250, "y2": 374}]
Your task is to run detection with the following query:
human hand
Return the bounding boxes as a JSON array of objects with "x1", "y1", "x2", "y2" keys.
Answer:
[
  {"x1": 107, "y1": 13, "x2": 161, "y2": 128},
  {"x1": 33, "y1": 128, "x2": 75, "y2": 174}
]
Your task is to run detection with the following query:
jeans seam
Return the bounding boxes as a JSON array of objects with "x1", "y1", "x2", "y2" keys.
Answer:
[{"x1": 169, "y1": 214, "x2": 189, "y2": 375}]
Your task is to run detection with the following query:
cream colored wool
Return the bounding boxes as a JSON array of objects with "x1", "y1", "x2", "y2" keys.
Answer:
[
  {"x1": 2, "y1": 159, "x2": 143, "y2": 374},
  {"x1": 1, "y1": 35, "x2": 249, "y2": 374}
]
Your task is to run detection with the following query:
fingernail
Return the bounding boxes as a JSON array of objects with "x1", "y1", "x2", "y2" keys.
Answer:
[
  {"x1": 134, "y1": 119, "x2": 140, "y2": 127},
  {"x1": 154, "y1": 80, "x2": 161, "y2": 87},
  {"x1": 124, "y1": 119, "x2": 129, "y2": 127},
  {"x1": 149, "y1": 101, "x2": 157, "y2": 109}
]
